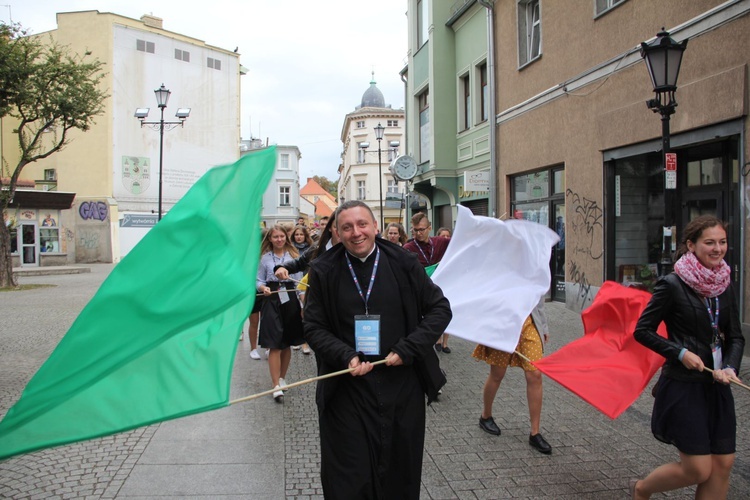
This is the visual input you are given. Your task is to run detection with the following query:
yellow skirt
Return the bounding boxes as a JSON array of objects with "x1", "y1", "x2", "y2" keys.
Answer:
[{"x1": 472, "y1": 315, "x2": 543, "y2": 371}]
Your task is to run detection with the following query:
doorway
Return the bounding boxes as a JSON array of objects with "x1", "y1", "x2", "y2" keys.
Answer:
[{"x1": 19, "y1": 222, "x2": 38, "y2": 266}]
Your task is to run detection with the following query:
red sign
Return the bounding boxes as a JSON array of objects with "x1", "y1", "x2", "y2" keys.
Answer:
[{"x1": 665, "y1": 153, "x2": 677, "y2": 171}]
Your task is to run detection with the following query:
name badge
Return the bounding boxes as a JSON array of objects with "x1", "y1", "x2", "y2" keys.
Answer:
[
  {"x1": 355, "y1": 315, "x2": 380, "y2": 356},
  {"x1": 711, "y1": 343, "x2": 723, "y2": 371},
  {"x1": 277, "y1": 285, "x2": 290, "y2": 304}
]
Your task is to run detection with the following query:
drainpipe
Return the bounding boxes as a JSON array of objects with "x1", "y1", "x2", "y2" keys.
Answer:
[{"x1": 478, "y1": 0, "x2": 497, "y2": 218}]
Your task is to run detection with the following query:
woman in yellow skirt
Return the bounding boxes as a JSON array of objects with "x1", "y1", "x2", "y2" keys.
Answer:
[{"x1": 473, "y1": 298, "x2": 551, "y2": 454}]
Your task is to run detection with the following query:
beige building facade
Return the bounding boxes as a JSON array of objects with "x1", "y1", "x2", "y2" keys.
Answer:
[
  {"x1": 338, "y1": 78, "x2": 406, "y2": 229},
  {"x1": 6, "y1": 10, "x2": 241, "y2": 265},
  {"x1": 490, "y1": 0, "x2": 748, "y2": 329}
]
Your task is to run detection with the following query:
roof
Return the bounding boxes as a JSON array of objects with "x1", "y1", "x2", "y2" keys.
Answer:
[
  {"x1": 300, "y1": 178, "x2": 336, "y2": 202},
  {"x1": 315, "y1": 199, "x2": 334, "y2": 218},
  {"x1": 7, "y1": 189, "x2": 76, "y2": 210}
]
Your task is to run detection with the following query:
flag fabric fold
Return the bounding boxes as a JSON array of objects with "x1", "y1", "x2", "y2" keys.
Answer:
[
  {"x1": 533, "y1": 281, "x2": 667, "y2": 419},
  {"x1": 0, "y1": 147, "x2": 276, "y2": 460},
  {"x1": 431, "y1": 205, "x2": 559, "y2": 353}
]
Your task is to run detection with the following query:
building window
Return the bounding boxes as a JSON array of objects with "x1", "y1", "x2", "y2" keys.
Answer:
[
  {"x1": 479, "y1": 63, "x2": 488, "y2": 122},
  {"x1": 279, "y1": 153, "x2": 290, "y2": 170},
  {"x1": 510, "y1": 166, "x2": 565, "y2": 301},
  {"x1": 357, "y1": 142, "x2": 367, "y2": 164},
  {"x1": 175, "y1": 49, "x2": 190, "y2": 62},
  {"x1": 417, "y1": 0, "x2": 429, "y2": 47},
  {"x1": 279, "y1": 186, "x2": 291, "y2": 206},
  {"x1": 460, "y1": 74, "x2": 471, "y2": 131},
  {"x1": 418, "y1": 89, "x2": 430, "y2": 164},
  {"x1": 388, "y1": 144, "x2": 399, "y2": 162},
  {"x1": 518, "y1": 0, "x2": 541, "y2": 67},
  {"x1": 44, "y1": 169, "x2": 57, "y2": 181},
  {"x1": 595, "y1": 0, "x2": 626, "y2": 16},
  {"x1": 387, "y1": 120, "x2": 399, "y2": 127},
  {"x1": 136, "y1": 39, "x2": 155, "y2": 53},
  {"x1": 356, "y1": 120, "x2": 365, "y2": 128},
  {"x1": 387, "y1": 179, "x2": 399, "y2": 194},
  {"x1": 207, "y1": 57, "x2": 222, "y2": 70},
  {"x1": 357, "y1": 180, "x2": 366, "y2": 200}
]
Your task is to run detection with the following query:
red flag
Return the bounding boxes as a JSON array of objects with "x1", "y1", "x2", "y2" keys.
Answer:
[{"x1": 534, "y1": 281, "x2": 667, "y2": 419}]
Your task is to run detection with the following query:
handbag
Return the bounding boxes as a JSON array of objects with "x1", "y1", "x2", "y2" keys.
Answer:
[{"x1": 414, "y1": 346, "x2": 446, "y2": 405}]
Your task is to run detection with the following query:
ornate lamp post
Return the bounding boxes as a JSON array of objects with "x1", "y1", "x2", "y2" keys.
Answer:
[
  {"x1": 134, "y1": 84, "x2": 191, "y2": 220},
  {"x1": 640, "y1": 29, "x2": 687, "y2": 275}
]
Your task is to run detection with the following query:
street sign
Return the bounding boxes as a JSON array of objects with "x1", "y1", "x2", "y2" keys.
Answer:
[{"x1": 665, "y1": 152, "x2": 677, "y2": 189}]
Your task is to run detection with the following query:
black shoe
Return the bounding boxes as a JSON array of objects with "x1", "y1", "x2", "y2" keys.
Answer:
[
  {"x1": 479, "y1": 416, "x2": 501, "y2": 436},
  {"x1": 529, "y1": 433, "x2": 552, "y2": 454},
  {"x1": 442, "y1": 346, "x2": 451, "y2": 354},
  {"x1": 435, "y1": 344, "x2": 442, "y2": 352}
]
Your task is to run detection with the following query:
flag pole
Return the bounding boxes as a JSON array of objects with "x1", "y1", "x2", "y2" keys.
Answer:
[
  {"x1": 703, "y1": 367, "x2": 750, "y2": 391},
  {"x1": 229, "y1": 359, "x2": 389, "y2": 405}
]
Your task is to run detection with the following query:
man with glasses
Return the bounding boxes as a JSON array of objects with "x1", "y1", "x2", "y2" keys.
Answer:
[{"x1": 403, "y1": 212, "x2": 452, "y2": 352}]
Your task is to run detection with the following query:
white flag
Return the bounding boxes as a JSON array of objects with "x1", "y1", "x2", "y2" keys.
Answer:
[{"x1": 431, "y1": 205, "x2": 559, "y2": 353}]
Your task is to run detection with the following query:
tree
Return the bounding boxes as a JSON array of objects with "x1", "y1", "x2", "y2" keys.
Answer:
[
  {"x1": 312, "y1": 175, "x2": 338, "y2": 197},
  {"x1": 0, "y1": 22, "x2": 107, "y2": 287}
]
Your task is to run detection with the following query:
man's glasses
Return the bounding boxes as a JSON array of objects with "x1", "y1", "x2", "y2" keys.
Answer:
[{"x1": 412, "y1": 227, "x2": 430, "y2": 234}]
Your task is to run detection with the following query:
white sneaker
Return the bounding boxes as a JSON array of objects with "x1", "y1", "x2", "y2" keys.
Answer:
[
  {"x1": 279, "y1": 377, "x2": 287, "y2": 388},
  {"x1": 291, "y1": 345, "x2": 301, "y2": 350},
  {"x1": 272, "y1": 385, "x2": 284, "y2": 403},
  {"x1": 249, "y1": 349, "x2": 261, "y2": 360},
  {"x1": 302, "y1": 345, "x2": 312, "y2": 355},
  {"x1": 264, "y1": 349, "x2": 269, "y2": 359}
]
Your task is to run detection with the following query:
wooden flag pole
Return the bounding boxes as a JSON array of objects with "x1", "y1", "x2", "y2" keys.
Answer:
[{"x1": 229, "y1": 359, "x2": 389, "y2": 405}]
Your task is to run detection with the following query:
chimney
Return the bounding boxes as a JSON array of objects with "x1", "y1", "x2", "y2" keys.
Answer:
[{"x1": 140, "y1": 14, "x2": 163, "y2": 29}]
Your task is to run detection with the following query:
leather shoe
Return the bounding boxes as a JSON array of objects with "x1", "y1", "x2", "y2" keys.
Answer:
[
  {"x1": 479, "y1": 416, "x2": 501, "y2": 436},
  {"x1": 442, "y1": 346, "x2": 451, "y2": 353},
  {"x1": 528, "y1": 433, "x2": 552, "y2": 454},
  {"x1": 435, "y1": 344, "x2": 442, "y2": 352}
]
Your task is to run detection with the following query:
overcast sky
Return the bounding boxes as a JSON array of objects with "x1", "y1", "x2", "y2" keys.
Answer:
[{"x1": 6, "y1": 0, "x2": 408, "y2": 181}]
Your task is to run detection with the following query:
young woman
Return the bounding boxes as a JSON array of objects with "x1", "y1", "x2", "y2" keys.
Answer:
[
  {"x1": 436, "y1": 227, "x2": 452, "y2": 239},
  {"x1": 291, "y1": 225, "x2": 313, "y2": 254},
  {"x1": 256, "y1": 225, "x2": 304, "y2": 402},
  {"x1": 385, "y1": 222, "x2": 407, "y2": 246},
  {"x1": 632, "y1": 215, "x2": 744, "y2": 499}
]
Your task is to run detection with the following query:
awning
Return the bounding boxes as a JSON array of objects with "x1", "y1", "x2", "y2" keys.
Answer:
[{"x1": 7, "y1": 189, "x2": 76, "y2": 209}]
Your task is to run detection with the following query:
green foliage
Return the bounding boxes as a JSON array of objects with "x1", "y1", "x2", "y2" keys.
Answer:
[{"x1": 312, "y1": 175, "x2": 338, "y2": 196}]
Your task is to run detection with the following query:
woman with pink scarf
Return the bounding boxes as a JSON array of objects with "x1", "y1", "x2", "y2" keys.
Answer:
[{"x1": 631, "y1": 215, "x2": 744, "y2": 499}]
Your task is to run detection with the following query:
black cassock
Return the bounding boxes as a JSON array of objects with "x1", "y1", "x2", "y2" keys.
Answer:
[{"x1": 304, "y1": 241, "x2": 451, "y2": 500}]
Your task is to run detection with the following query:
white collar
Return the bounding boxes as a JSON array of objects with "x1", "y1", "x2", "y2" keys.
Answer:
[{"x1": 349, "y1": 243, "x2": 376, "y2": 263}]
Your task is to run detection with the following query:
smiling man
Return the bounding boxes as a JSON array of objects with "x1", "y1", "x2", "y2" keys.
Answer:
[{"x1": 303, "y1": 200, "x2": 452, "y2": 499}]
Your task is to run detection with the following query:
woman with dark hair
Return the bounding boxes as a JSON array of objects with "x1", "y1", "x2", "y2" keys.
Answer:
[
  {"x1": 385, "y1": 222, "x2": 408, "y2": 246},
  {"x1": 631, "y1": 215, "x2": 744, "y2": 499},
  {"x1": 257, "y1": 225, "x2": 304, "y2": 402},
  {"x1": 291, "y1": 225, "x2": 313, "y2": 254}
]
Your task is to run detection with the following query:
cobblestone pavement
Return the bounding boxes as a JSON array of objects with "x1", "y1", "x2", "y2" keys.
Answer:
[{"x1": 1, "y1": 264, "x2": 749, "y2": 499}]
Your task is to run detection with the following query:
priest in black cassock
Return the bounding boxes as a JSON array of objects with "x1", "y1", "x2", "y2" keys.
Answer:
[{"x1": 304, "y1": 201, "x2": 452, "y2": 500}]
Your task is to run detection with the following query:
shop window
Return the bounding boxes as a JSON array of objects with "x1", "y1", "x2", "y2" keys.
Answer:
[
  {"x1": 687, "y1": 158, "x2": 723, "y2": 186},
  {"x1": 40, "y1": 228, "x2": 60, "y2": 253}
]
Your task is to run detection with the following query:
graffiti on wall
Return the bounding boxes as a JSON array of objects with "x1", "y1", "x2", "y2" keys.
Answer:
[
  {"x1": 79, "y1": 201, "x2": 108, "y2": 221},
  {"x1": 78, "y1": 230, "x2": 100, "y2": 249},
  {"x1": 569, "y1": 259, "x2": 594, "y2": 310},
  {"x1": 566, "y1": 189, "x2": 603, "y2": 260}
]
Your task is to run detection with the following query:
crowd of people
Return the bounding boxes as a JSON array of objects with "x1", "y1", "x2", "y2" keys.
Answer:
[{"x1": 245, "y1": 209, "x2": 743, "y2": 500}]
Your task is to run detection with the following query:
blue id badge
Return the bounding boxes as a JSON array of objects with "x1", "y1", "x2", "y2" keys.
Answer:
[{"x1": 354, "y1": 315, "x2": 380, "y2": 356}]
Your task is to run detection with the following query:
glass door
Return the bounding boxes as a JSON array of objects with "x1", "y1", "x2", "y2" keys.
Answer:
[
  {"x1": 20, "y1": 222, "x2": 38, "y2": 266},
  {"x1": 552, "y1": 201, "x2": 566, "y2": 301}
]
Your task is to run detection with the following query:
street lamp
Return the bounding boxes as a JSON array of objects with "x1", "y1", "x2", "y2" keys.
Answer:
[
  {"x1": 134, "y1": 84, "x2": 191, "y2": 220},
  {"x1": 640, "y1": 29, "x2": 687, "y2": 276},
  {"x1": 374, "y1": 122, "x2": 385, "y2": 231}
]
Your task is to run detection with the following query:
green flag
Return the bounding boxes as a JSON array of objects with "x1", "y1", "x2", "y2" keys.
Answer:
[
  {"x1": 0, "y1": 148, "x2": 276, "y2": 460},
  {"x1": 425, "y1": 263, "x2": 438, "y2": 277}
]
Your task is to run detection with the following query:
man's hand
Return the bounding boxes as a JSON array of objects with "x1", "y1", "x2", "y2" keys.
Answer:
[
  {"x1": 385, "y1": 352, "x2": 403, "y2": 366},
  {"x1": 349, "y1": 356, "x2": 374, "y2": 376},
  {"x1": 274, "y1": 267, "x2": 290, "y2": 280}
]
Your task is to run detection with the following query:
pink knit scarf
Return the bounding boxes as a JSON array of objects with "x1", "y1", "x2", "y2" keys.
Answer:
[{"x1": 673, "y1": 251, "x2": 730, "y2": 298}]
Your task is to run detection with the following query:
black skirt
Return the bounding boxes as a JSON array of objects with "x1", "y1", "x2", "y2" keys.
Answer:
[
  {"x1": 651, "y1": 375, "x2": 736, "y2": 455},
  {"x1": 258, "y1": 282, "x2": 304, "y2": 349}
]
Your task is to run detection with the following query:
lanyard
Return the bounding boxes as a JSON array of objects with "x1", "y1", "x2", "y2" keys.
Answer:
[
  {"x1": 705, "y1": 297, "x2": 720, "y2": 343},
  {"x1": 415, "y1": 239, "x2": 434, "y2": 265},
  {"x1": 345, "y1": 246, "x2": 380, "y2": 315}
]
